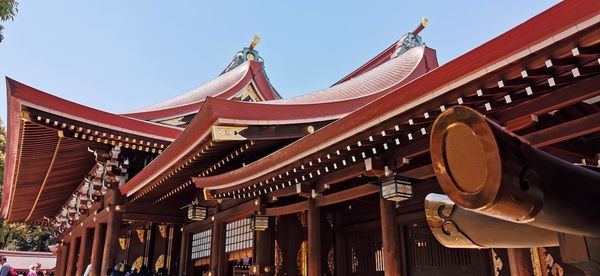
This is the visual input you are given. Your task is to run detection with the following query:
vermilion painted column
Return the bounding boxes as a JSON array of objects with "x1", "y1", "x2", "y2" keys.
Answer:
[
  {"x1": 101, "y1": 210, "x2": 122, "y2": 275},
  {"x1": 210, "y1": 220, "x2": 226, "y2": 276},
  {"x1": 380, "y1": 198, "x2": 401, "y2": 276},
  {"x1": 90, "y1": 223, "x2": 107, "y2": 276},
  {"x1": 76, "y1": 228, "x2": 94, "y2": 275},
  {"x1": 178, "y1": 230, "x2": 190, "y2": 276},
  {"x1": 55, "y1": 244, "x2": 69, "y2": 276},
  {"x1": 65, "y1": 235, "x2": 81, "y2": 276},
  {"x1": 209, "y1": 220, "x2": 219, "y2": 275},
  {"x1": 307, "y1": 199, "x2": 321, "y2": 276},
  {"x1": 254, "y1": 217, "x2": 274, "y2": 275},
  {"x1": 217, "y1": 223, "x2": 227, "y2": 275}
]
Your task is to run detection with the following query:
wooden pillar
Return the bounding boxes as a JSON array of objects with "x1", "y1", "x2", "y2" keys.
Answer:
[
  {"x1": 65, "y1": 235, "x2": 81, "y2": 276},
  {"x1": 218, "y1": 223, "x2": 227, "y2": 276},
  {"x1": 507, "y1": 248, "x2": 534, "y2": 276},
  {"x1": 254, "y1": 217, "x2": 274, "y2": 275},
  {"x1": 380, "y1": 198, "x2": 401, "y2": 276},
  {"x1": 210, "y1": 220, "x2": 220, "y2": 275},
  {"x1": 76, "y1": 228, "x2": 94, "y2": 276},
  {"x1": 101, "y1": 210, "x2": 122, "y2": 275},
  {"x1": 307, "y1": 198, "x2": 321, "y2": 276},
  {"x1": 168, "y1": 225, "x2": 182, "y2": 274},
  {"x1": 179, "y1": 229, "x2": 190, "y2": 276},
  {"x1": 334, "y1": 214, "x2": 347, "y2": 276},
  {"x1": 56, "y1": 243, "x2": 70, "y2": 276},
  {"x1": 559, "y1": 233, "x2": 600, "y2": 275},
  {"x1": 90, "y1": 223, "x2": 107, "y2": 276}
]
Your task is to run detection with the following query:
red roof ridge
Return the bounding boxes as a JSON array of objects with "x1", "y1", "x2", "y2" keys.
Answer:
[
  {"x1": 5, "y1": 78, "x2": 181, "y2": 140},
  {"x1": 122, "y1": 61, "x2": 281, "y2": 121},
  {"x1": 262, "y1": 46, "x2": 436, "y2": 105},
  {"x1": 120, "y1": 46, "x2": 434, "y2": 196}
]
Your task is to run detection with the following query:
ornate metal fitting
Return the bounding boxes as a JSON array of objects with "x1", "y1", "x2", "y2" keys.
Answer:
[
  {"x1": 424, "y1": 193, "x2": 482, "y2": 248},
  {"x1": 222, "y1": 35, "x2": 264, "y2": 74},
  {"x1": 391, "y1": 33, "x2": 424, "y2": 58}
]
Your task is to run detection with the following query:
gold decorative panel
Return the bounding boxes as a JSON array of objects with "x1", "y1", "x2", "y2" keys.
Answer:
[
  {"x1": 136, "y1": 229, "x2": 146, "y2": 243},
  {"x1": 297, "y1": 241, "x2": 307, "y2": 276},
  {"x1": 274, "y1": 240, "x2": 282, "y2": 276},
  {"x1": 158, "y1": 224, "x2": 168, "y2": 239},
  {"x1": 118, "y1": 237, "x2": 128, "y2": 251},
  {"x1": 133, "y1": 256, "x2": 143, "y2": 271},
  {"x1": 491, "y1": 249, "x2": 503, "y2": 276},
  {"x1": 155, "y1": 254, "x2": 165, "y2": 272},
  {"x1": 327, "y1": 246, "x2": 335, "y2": 275}
]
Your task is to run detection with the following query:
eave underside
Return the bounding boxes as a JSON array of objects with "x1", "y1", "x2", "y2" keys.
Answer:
[{"x1": 6, "y1": 121, "x2": 96, "y2": 222}]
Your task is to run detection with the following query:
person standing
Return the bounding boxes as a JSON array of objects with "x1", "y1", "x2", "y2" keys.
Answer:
[
  {"x1": 26, "y1": 265, "x2": 36, "y2": 276},
  {"x1": 35, "y1": 263, "x2": 43, "y2": 276},
  {"x1": 0, "y1": 256, "x2": 10, "y2": 276}
]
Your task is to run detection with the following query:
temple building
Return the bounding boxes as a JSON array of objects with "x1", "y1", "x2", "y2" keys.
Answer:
[{"x1": 3, "y1": 1, "x2": 600, "y2": 275}]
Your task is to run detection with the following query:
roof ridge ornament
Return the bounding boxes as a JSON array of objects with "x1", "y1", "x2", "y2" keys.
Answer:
[
  {"x1": 391, "y1": 17, "x2": 428, "y2": 59},
  {"x1": 221, "y1": 34, "x2": 264, "y2": 75}
]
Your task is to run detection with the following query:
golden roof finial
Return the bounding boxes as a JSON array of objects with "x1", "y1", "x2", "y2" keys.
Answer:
[
  {"x1": 413, "y1": 17, "x2": 429, "y2": 36},
  {"x1": 250, "y1": 34, "x2": 260, "y2": 49}
]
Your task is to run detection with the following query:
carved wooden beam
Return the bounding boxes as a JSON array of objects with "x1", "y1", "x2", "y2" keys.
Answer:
[{"x1": 210, "y1": 122, "x2": 330, "y2": 142}]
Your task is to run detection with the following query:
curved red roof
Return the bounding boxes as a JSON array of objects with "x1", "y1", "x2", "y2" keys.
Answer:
[
  {"x1": 122, "y1": 61, "x2": 280, "y2": 121},
  {"x1": 192, "y1": 0, "x2": 600, "y2": 191},
  {"x1": 120, "y1": 45, "x2": 436, "y2": 196},
  {"x1": 2, "y1": 79, "x2": 182, "y2": 220},
  {"x1": 265, "y1": 46, "x2": 436, "y2": 105}
]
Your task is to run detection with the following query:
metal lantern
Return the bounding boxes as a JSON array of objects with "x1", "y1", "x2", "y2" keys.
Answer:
[
  {"x1": 250, "y1": 214, "x2": 269, "y2": 231},
  {"x1": 186, "y1": 201, "x2": 207, "y2": 221},
  {"x1": 380, "y1": 175, "x2": 413, "y2": 202}
]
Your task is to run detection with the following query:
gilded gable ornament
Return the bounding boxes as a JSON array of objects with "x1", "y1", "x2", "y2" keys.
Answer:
[{"x1": 232, "y1": 84, "x2": 262, "y2": 102}]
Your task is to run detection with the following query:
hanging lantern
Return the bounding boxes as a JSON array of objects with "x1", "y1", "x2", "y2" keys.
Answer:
[
  {"x1": 251, "y1": 213, "x2": 269, "y2": 231},
  {"x1": 380, "y1": 175, "x2": 413, "y2": 202},
  {"x1": 185, "y1": 200, "x2": 207, "y2": 221}
]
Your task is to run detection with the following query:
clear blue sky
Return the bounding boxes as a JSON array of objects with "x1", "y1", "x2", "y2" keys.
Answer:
[{"x1": 0, "y1": 1, "x2": 559, "y2": 123}]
